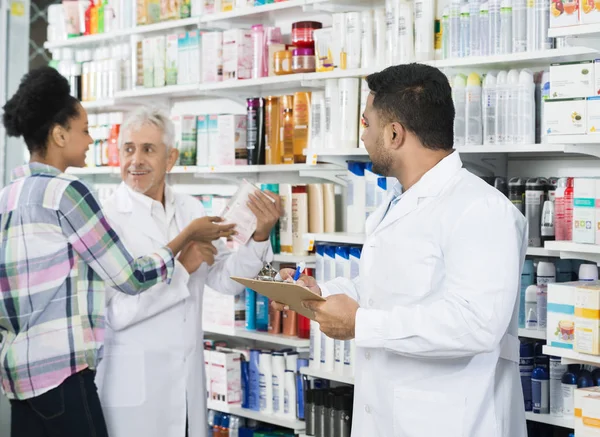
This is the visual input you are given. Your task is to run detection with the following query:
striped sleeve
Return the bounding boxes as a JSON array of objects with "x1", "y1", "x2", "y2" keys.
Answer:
[{"x1": 57, "y1": 179, "x2": 174, "y2": 295}]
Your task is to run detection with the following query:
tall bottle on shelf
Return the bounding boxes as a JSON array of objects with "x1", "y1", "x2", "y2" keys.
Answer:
[
  {"x1": 516, "y1": 69, "x2": 535, "y2": 145},
  {"x1": 506, "y1": 69, "x2": 520, "y2": 144},
  {"x1": 512, "y1": 0, "x2": 526, "y2": 52},
  {"x1": 460, "y1": 3, "x2": 471, "y2": 58},
  {"x1": 479, "y1": 2, "x2": 490, "y2": 56},
  {"x1": 449, "y1": 0, "x2": 461, "y2": 58},
  {"x1": 293, "y1": 92, "x2": 311, "y2": 164},
  {"x1": 246, "y1": 98, "x2": 266, "y2": 165},
  {"x1": 495, "y1": 70, "x2": 508, "y2": 145},
  {"x1": 265, "y1": 96, "x2": 281, "y2": 165},
  {"x1": 280, "y1": 95, "x2": 295, "y2": 165},
  {"x1": 469, "y1": 0, "x2": 481, "y2": 57},
  {"x1": 465, "y1": 73, "x2": 483, "y2": 146},
  {"x1": 415, "y1": 0, "x2": 435, "y2": 61},
  {"x1": 482, "y1": 72, "x2": 497, "y2": 145},
  {"x1": 489, "y1": 0, "x2": 501, "y2": 55},
  {"x1": 499, "y1": 0, "x2": 512, "y2": 55},
  {"x1": 453, "y1": 74, "x2": 467, "y2": 147},
  {"x1": 397, "y1": 0, "x2": 415, "y2": 63}
]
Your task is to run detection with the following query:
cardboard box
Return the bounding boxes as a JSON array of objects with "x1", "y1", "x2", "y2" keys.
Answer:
[
  {"x1": 217, "y1": 114, "x2": 247, "y2": 166},
  {"x1": 166, "y1": 33, "x2": 178, "y2": 86},
  {"x1": 588, "y1": 97, "x2": 600, "y2": 134},
  {"x1": 153, "y1": 35, "x2": 166, "y2": 88},
  {"x1": 142, "y1": 37, "x2": 154, "y2": 88},
  {"x1": 207, "y1": 114, "x2": 219, "y2": 166},
  {"x1": 544, "y1": 98, "x2": 587, "y2": 135},
  {"x1": 547, "y1": 282, "x2": 580, "y2": 350},
  {"x1": 550, "y1": 61, "x2": 595, "y2": 98},
  {"x1": 581, "y1": 0, "x2": 600, "y2": 24},
  {"x1": 171, "y1": 115, "x2": 182, "y2": 152},
  {"x1": 202, "y1": 32, "x2": 223, "y2": 83},
  {"x1": 575, "y1": 388, "x2": 600, "y2": 435},
  {"x1": 177, "y1": 32, "x2": 189, "y2": 85},
  {"x1": 196, "y1": 115, "x2": 209, "y2": 166},
  {"x1": 575, "y1": 283, "x2": 600, "y2": 355},
  {"x1": 222, "y1": 29, "x2": 253, "y2": 81},
  {"x1": 206, "y1": 350, "x2": 242, "y2": 407},
  {"x1": 596, "y1": 179, "x2": 600, "y2": 245},
  {"x1": 550, "y1": 0, "x2": 580, "y2": 27},
  {"x1": 574, "y1": 178, "x2": 596, "y2": 244},
  {"x1": 179, "y1": 115, "x2": 197, "y2": 166},
  {"x1": 188, "y1": 30, "x2": 201, "y2": 84}
]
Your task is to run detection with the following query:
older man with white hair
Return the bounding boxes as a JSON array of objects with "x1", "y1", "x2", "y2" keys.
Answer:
[{"x1": 95, "y1": 106, "x2": 281, "y2": 437}]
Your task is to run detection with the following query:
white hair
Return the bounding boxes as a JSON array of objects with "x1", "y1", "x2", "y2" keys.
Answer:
[{"x1": 120, "y1": 106, "x2": 175, "y2": 150}]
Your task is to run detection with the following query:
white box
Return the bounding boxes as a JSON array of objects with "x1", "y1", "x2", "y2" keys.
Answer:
[
  {"x1": 196, "y1": 115, "x2": 209, "y2": 166},
  {"x1": 550, "y1": 0, "x2": 581, "y2": 27},
  {"x1": 595, "y1": 59, "x2": 600, "y2": 97},
  {"x1": 544, "y1": 98, "x2": 587, "y2": 135},
  {"x1": 575, "y1": 388, "x2": 600, "y2": 430},
  {"x1": 222, "y1": 29, "x2": 252, "y2": 81},
  {"x1": 177, "y1": 32, "x2": 189, "y2": 85},
  {"x1": 166, "y1": 33, "x2": 178, "y2": 86},
  {"x1": 217, "y1": 114, "x2": 247, "y2": 166},
  {"x1": 575, "y1": 283, "x2": 600, "y2": 355},
  {"x1": 573, "y1": 178, "x2": 597, "y2": 244},
  {"x1": 202, "y1": 32, "x2": 223, "y2": 83},
  {"x1": 588, "y1": 97, "x2": 600, "y2": 134},
  {"x1": 576, "y1": 392, "x2": 600, "y2": 436},
  {"x1": 188, "y1": 30, "x2": 201, "y2": 84},
  {"x1": 179, "y1": 115, "x2": 197, "y2": 166},
  {"x1": 208, "y1": 350, "x2": 241, "y2": 407},
  {"x1": 581, "y1": 0, "x2": 600, "y2": 25},
  {"x1": 550, "y1": 61, "x2": 596, "y2": 99},
  {"x1": 153, "y1": 35, "x2": 166, "y2": 88},
  {"x1": 547, "y1": 281, "x2": 581, "y2": 350},
  {"x1": 142, "y1": 37, "x2": 154, "y2": 88},
  {"x1": 207, "y1": 114, "x2": 220, "y2": 166}
]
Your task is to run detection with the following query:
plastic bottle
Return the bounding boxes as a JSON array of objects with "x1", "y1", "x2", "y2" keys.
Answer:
[
  {"x1": 541, "y1": 200, "x2": 555, "y2": 244},
  {"x1": 385, "y1": 0, "x2": 396, "y2": 66},
  {"x1": 465, "y1": 73, "x2": 483, "y2": 145},
  {"x1": 520, "y1": 342, "x2": 534, "y2": 411},
  {"x1": 469, "y1": 0, "x2": 481, "y2": 56},
  {"x1": 539, "y1": 71, "x2": 550, "y2": 144},
  {"x1": 479, "y1": 2, "x2": 490, "y2": 56},
  {"x1": 494, "y1": 70, "x2": 508, "y2": 145},
  {"x1": 415, "y1": 0, "x2": 434, "y2": 61},
  {"x1": 482, "y1": 72, "x2": 497, "y2": 145},
  {"x1": 460, "y1": 4, "x2": 471, "y2": 58},
  {"x1": 537, "y1": 260, "x2": 556, "y2": 285},
  {"x1": 284, "y1": 370, "x2": 297, "y2": 419},
  {"x1": 516, "y1": 69, "x2": 535, "y2": 145},
  {"x1": 562, "y1": 365, "x2": 580, "y2": 416},
  {"x1": 519, "y1": 260, "x2": 534, "y2": 328},
  {"x1": 512, "y1": 0, "x2": 526, "y2": 52},
  {"x1": 525, "y1": 284, "x2": 538, "y2": 329},
  {"x1": 536, "y1": 0, "x2": 552, "y2": 50},
  {"x1": 442, "y1": 7, "x2": 450, "y2": 59},
  {"x1": 397, "y1": 0, "x2": 415, "y2": 62},
  {"x1": 506, "y1": 69, "x2": 519, "y2": 145},
  {"x1": 564, "y1": 177, "x2": 574, "y2": 241},
  {"x1": 489, "y1": 0, "x2": 501, "y2": 54},
  {"x1": 550, "y1": 356, "x2": 567, "y2": 416},
  {"x1": 97, "y1": 0, "x2": 105, "y2": 33},
  {"x1": 259, "y1": 351, "x2": 273, "y2": 414},
  {"x1": 536, "y1": 283, "x2": 548, "y2": 331},
  {"x1": 555, "y1": 259, "x2": 573, "y2": 283},
  {"x1": 450, "y1": 0, "x2": 461, "y2": 58},
  {"x1": 453, "y1": 74, "x2": 467, "y2": 146},
  {"x1": 578, "y1": 368, "x2": 594, "y2": 388},
  {"x1": 499, "y1": 0, "x2": 512, "y2": 55},
  {"x1": 532, "y1": 366, "x2": 550, "y2": 414},
  {"x1": 272, "y1": 352, "x2": 286, "y2": 416},
  {"x1": 526, "y1": 0, "x2": 536, "y2": 51}
]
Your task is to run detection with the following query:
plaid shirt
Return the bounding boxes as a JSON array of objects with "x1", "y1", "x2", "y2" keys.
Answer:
[{"x1": 0, "y1": 163, "x2": 175, "y2": 400}]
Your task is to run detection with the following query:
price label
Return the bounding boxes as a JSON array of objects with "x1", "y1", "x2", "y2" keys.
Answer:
[
  {"x1": 303, "y1": 235, "x2": 315, "y2": 252},
  {"x1": 209, "y1": 166, "x2": 216, "y2": 172},
  {"x1": 309, "y1": 154, "x2": 318, "y2": 166}
]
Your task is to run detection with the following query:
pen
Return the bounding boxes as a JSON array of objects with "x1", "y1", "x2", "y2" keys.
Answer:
[{"x1": 293, "y1": 262, "x2": 306, "y2": 282}]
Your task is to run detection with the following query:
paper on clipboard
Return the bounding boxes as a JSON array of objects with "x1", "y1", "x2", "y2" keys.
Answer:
[{"x1": 230, "y1": 276, "x2": 325, "y2": 321}]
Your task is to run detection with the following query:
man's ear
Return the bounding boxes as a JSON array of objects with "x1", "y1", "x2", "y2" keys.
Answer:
[
  {"x1": 51, "y1": 125, "x2": 68, "y2": 148},
  {"x1": 166, "y1": 147, "x2": 179, "y2": 172},
  {"x1": 388, "y1": 122, "x2": 406, "y2": 151}
]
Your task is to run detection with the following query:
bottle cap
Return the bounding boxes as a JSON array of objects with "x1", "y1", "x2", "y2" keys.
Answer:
[
  {"x1": 525, "y1": 285, "x2": 538, "y2": 302},
  {"x1": 467, "y1": 72, "x2": 481, "y2": 86},
  {"x1": 537, "y1": 261, "x2": 556, "y2": 279},
  {"x1": 579, "y1": 264, "x2": 599, "y2": 281}
]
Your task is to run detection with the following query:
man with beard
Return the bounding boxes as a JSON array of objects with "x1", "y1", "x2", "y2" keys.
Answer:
[
  {"x1": 274, "y1": 64, "x2": 528, "y2": 437},
  {"x1": 94, "y1": 106, "x2": 281, "y2": 437}
]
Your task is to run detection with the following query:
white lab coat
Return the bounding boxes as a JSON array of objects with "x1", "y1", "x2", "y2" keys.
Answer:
[
  {"x1": 322, "y1": 152, "x2": 528, "y2": 437},
  {"x1": 95, "y1": 183, "x2": 272, "y2": 437}
]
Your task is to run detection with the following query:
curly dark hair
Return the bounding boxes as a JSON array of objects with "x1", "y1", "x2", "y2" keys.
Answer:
[
  {"x1": 2, "y1": 66, "x2": 81, "y2": 156},
  {"x1": 366, "y1": 63, "x2": 455, "y2": 151}
]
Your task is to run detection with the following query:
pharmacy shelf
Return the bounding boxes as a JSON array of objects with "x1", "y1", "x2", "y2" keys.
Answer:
[
  {"x1": 306, "y1": 232, "x2": 366, "y2": 246},
  {"x1": 81, "y1": 99, "x2": 117, "y2": 111},
  {"x1": 115, "y1": 83, "x2": 201, "y2": 99},
  {"x1": 304, "y1": 148, "x2": 369, "y2": 158},
  {"x1": 207, "y1": 401, "x2": 305, "y2": 431},
  {"x1": 434, "y1": 47, "x2": 598, "y2": 70},
  {"x1": 548, "y1": 135, "x2": 600, "y2": 147},
  {"x1": 526, "y1": 247, "x2": 560, "y2": 257},
  {"x1": 44, "y1": 17, "x2": 201, "y2": 50},
  {"x1": 194, "y1": 164, "x2": 345, "y2": 185},
  {"x1": 525, "y1": 412, "x2": 574, "y2": 429},
  {"x1": 548, "y1": 23, "x2": 600, "y2": 38},
  {"x1": 518, "y1": 328, "x2": 547, "y2": 340},
  {"x1": 543, "y1": 345, "x2": 600, "y2": 366},
  {"x1": 66, "y1": 166, "x2": 118, "y2": 175},
  {"x1": 170, "y1": 165, "x2": 198, "y2": 174},
  {"x1": 300, "y1": 367, "x2": 355, "y2": 385},
  {"x1": 544, "y1": 241, "x2": 600, "y2": 265},
  {"x1": 204, "y1": 325, "x2": 310, "y2": 348},
  {"x1": 201, "y1": 0, "x2": 306, "y2": 23},
  {"x1": 272, "y1": 254, "x2": 317, "y2": 264},
  {"x1": 197, "y1": 74, "x2": 310, "y2": 96}
]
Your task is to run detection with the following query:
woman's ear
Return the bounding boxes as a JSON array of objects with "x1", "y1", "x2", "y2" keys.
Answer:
[{"x1": 51, "y1": 124, "x2": 68, "y2": 148}]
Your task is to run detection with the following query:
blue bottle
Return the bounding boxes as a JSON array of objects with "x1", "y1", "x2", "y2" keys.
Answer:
[
  {"x1": 520, "y1": 260, "x2": 535, "y2": 328},
  {"x1": 520, "y1": 342, "x2": 534, "y2": 411},
  {"x1": 241, "y1": 360, "x2": 250, "y2": 409},
  {"x1": 296, "y1": 358, "x2": 309, "y2": 420},
  {"x1": 245, "y1": 288, "x2": 257, "y2": 331},
  {"x1": 578, "y1": 368, "x2": 594, "y2": 388},
  {"x1": 248, "y1": 349, "x2": 261, "y2": 411},
  {"x1": 555, "y1": 259, "x2": 573, "y2": 283},
  {"x1": 532, "y1": 366, "x2": 550, "y2": 414},
  {"x1": 255, "y1": 293, "x2": 269, "y2": 332},
  {"x1": 562, "y1": 365, "x2": 580, "y2": 416}
]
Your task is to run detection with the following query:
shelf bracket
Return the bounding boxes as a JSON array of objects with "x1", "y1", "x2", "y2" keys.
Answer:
[
  {"x1": 564, "y1": 144, "x2": 600, "y2": 159},
  {"x1": 298, "y1": 169, "x2": 348, "y2": 186},
  {"x1": 558, "y1": 251, "x2": 600, "y2": 266}
]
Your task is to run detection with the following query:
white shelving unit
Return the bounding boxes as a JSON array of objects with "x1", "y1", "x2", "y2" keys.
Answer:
[
  {"x1": 272, "y1": 254, "x2": 316, "y2": 264},
  {"x1": 204, "y1": 325, "x2": 310, "y2": 348},
  {"x1": 526, "y1": 247, "x2": 560, "y2": 257},
  {"x1": 524, "y1": 412, "x2": 574, "y2": 429},
  {"x1": 305, "y1": 232, "x2": 366, "y2": 246},
  {"x1": 518, "y1": 328, "x2": 547, "y2": 340},
  {"x1": 300, "y1": 367, "x2": 355, "y2": 385},
  {"x1": 544, "y1": 241, "x2": 600, "y2": 265},
  {"x1": 207, "y1": 401, "x2": 305, "y2": 431},
  {"x1": 543, "y1": 346, "x2": 600, "y2": 366},
  {"x1": 548, "y1": 23, "x2": 600, "y2": 38}
]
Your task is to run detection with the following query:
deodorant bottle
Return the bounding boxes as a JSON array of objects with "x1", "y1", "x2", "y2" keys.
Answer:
[
  {"x1": 579, "y1": 264, "x2": 599, "y2": 281},
  {"x1": 525, "y1": 177, "x2": 548, "y2": 247},
  {"x1": 508, "y1": 177, "x2": 526, "y2": 214}
]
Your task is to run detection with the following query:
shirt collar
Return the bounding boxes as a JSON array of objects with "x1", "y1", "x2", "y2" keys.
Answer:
[
  {"x1": 405, "y1": 151, "x2": 463, "y2": 199},
  {"x1": 12, "y1": 163, "x2": 62, "y2": 181},
  {"x1": 126, "y1": 184, "x2": 175, "y2": 215}
]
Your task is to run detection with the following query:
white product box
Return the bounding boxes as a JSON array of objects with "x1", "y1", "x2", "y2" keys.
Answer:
[
  {"x1": 166, "y1": 33, "x2": 178, "y2": 86},
  {"x1": 207, "y1": 350, "x2": 242, "y2": 407},
  {"x1": 179, "y1": 115, "x2": 197, "y2": 166},
  {"x1": 550, "y1": 0, "x2": 580, "y2": 27},
  {"x1": 222, "y1": 29, "x2": 253, "y2": 81},
  {"x1": 196, "y1": 115, "x2": 209, "y2": 166},
  {"x1": 576, "y1": 393, "x2": 600, "y2": 436},
  {"x1": 574, "y1": 178, "x2": 597, "y2": 244},
  {"x1": 597, "y1": 179, "x2": 600, "y2": 245},
  {"x1": 153, "y1": 35, "x2": 166, "y2": 87},
  {"x1": 581, "y1": 0, "x2": 600, "y2": 24},
  {"x1": 142, "y1": 37, "x2": 154, "y2": 88},
  {"x1": 595, "y1": 59, "x2": 600, "y2": 97},
  {"x1": 550, "y1": 61, "x2": 596, "y2": 99},
  {"x1": 588, "y1": 97, "x2": 600, "y2": 134},
  {"x1": 188, "y1": 30, "x2": 201, "y2": 84},
  {"x1": 207, "y1": 114, "x2": 220, "y2": 166},
  {"x1": 544, "y1": 98, "x2": 587, "y2": 135},
  {"x1": 575, "y1": 388, "x2": 600, "y2": 430},
  {"x1": 202, "y1": 32, "x2": 223, "y2": 83},
  {"x1": 575, "y1": 283, "x2": 600, "y2": 355},
  {"x1": 177, "y1": 32, "x2": 189, "y2": 85},
  {"x1": 217, "y1": 114, "x2": 247, "y2": 165},
  {"x1": 203, "y1": 287, "x2": 236, "y2": 329},
  {"x1": 547, "y1": 282, "x2": 580, "y2": 350}
]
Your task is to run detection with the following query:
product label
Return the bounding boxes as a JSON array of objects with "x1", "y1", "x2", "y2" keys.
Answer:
[
  {"x1": 259, "y1": 373, "x2": 267, "y2": 410},
  {"x1": 284, "y1": 388, "x2": 290, "y2": 414},
  {"x1": 532, "y1": 378, "x2": 549, "y2": 414},
  {"x1": 550, "y1": 359, "x2": 567, "y2": 416},
  {"x1": 272, "y1": 375, "x2": 280, "y2": 412},
  {"x1": 562, "y1": 384, "x2": 575, "y2": 415},
  {"x1": 344, "y1": 340, "x2": 352, "y2": 365},
  {"x1": 335, "y1": 340, "x2": 342, "y2": 363}
]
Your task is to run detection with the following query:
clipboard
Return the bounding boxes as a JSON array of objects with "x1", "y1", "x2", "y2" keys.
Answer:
[{"x1": 231, "y1": 276, "x2": 325, "y2": 321}]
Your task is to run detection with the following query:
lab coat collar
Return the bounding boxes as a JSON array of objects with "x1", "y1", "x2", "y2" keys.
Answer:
[{"x1": 369, "y1": 151, "x2": 463, "y2": 236}]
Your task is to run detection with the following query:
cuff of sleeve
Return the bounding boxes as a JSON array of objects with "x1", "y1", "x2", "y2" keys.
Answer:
[
  {"x1": 157, "y1": 247, "x2": 175, "y2": 285},
  {"x1": 355, "y1": 308, "x2": 389, "y2": 349},
  {"x1": 319, "y1": 282, "x2": 333, "y2": 298},
  {"x1": 245, "y1": 238, "x2": 273, "y2": 262},
  {"x1": 175, "y1": 260, "x2": 191, "y2": 284}
]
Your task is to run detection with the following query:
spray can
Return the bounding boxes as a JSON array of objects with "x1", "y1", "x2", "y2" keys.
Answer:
[
  {"x1": 550, "y1": 356, "x2": 567, "y2": 416},
  {"x1": 520, "y1": 342, "x2": 534, "y2": 411},
  {"x1": 483, "y1": 72, "x2": 497, "y2": 145},
  {"x1": 508, "y1": 177, "x2": 526, "y2": 214},
  {"x1": 525, "y1": 177, "x2": 548, "y2": 247},
  {"x1": 532, "y1": 365, "x2": 550, "y2": 414},
  {"x1": 519, "y1": 260, "x2": 534, "y2": 328},
  {"x1": 465, "y1": 73, "x2": 482, "y2": 145}
]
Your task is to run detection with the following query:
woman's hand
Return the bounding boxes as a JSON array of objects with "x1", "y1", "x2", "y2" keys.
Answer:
[
  {"x1": 178, "y1": 241, "x2": 218, "y2": 274},
  {"x1": 185, "y1": 216, "x2": 236, "y2": 243}
]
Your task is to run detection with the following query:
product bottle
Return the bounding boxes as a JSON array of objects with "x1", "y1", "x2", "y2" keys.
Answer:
[
  {"x1": 442, "y1": 7, "x2": 450, "y2": 59},
  {"x1": 532, "y1": 366, "x2": 550, "y2": 414},
  {"x1": 579, "y1": 264, "x2": 599, "y2": 281},
  {"x1": 535, "y1": 0, "x2": 552, "y2": 50},
  {"x1": 555, "y1": 259, "x2": 573, "y2": 283},
  {"x1": 397, "y1": 1, "x2": 415, "y2": 63},
  {"x1": 281, "y1": 101, "x2": 295, "y2": 164},
  {"x1": 385, "y1": 0, "x2": 396, "y2": 66},
  {"x1": 310, "y1": 320, "x2": 322, "y2": 369},
  {"x1": 460, "y1": 3, "x2": 471, "y2": 58},
  {"x1": 489, "y1": 0, "x2": 501, "y2": 54},
  {"x1": 494, "y1": 70, "x2": 508, "y2": 145},
  {"x1": 512, "y1": 0, "x2": 526, "y2": 52},
  {"x1": 564, "y1": 177, "x2": 574, "y2": 241},
  {"x1": 97, "y1": 0, "x2": 105, "y2": 33},
  {"x1": 578, "y1": 368, "x2": 594, "y2": 388},
  {"x1": 541, "y1": 200, "x2": 555, "y2": 243},
  {"x1": 414, "y1": 0, "x2": 435, "y2": 61},
  {"x1": 107, "y1": 112, "x2": 122, "y2": 167},
  {"x1": 482, "y1": 72, "x2": 497, "y2": 145},
  {"x1": 292, "y1": 185, "x2": 309, "y2": 256},
  {"x1": 554, "y1": 178, "x2": 567, "y2": 240},
  {"x1": 265, "y1": 96, "x2": 281, "y2": 165},
  {"x1": 361, "y1": 10, "x2": 375, "y2": 68},
  {"x1": 259, "y1": 351, "x2": 274, "y2": 414},
  {"x1": 562, "y1": 365, "x2": 579, "y2": 416},
  {"x1": 449, "y1": 0, "x2": 461, "y2": 58},
  {"x1": 519, "y1": 260, "x2": 534, "y2": 328},
  {"x1": 506, "y1": 69, "x2": 519, "y2": 144},
  {"x1": 465, "y1": 73, "x2": 483, "y2": 145},
  {"x1": 479, "y1": 2, "x2": 490, "y2": 56},
  {"x1": 516, "y1": 69, "x2": 535, "y2": 145},
  {"x1": 525, "y1": 284, "x2": 538, "y2": 329},
  {"x1": 520, "y1": 342, "x2": 534, "y2": 411},
  {"x1": 85, "y1": 0, "x2": 94, "y2": 35},
  {"x1": 251, "y1": 25, "x2": 265, "y2": 79},
  {"x1": 453, "y1": 74, "x2": 467, "y2": 146},
  {"x1": 338, "y1": 79, "x2": 360, "y2": 149},
  {"x1": 499, "y1": 0, "x2": 512, "y2": 54},
  {"x1": 292, "y1": 92, "x2": 310, "y2": 163},
  {"x1": 550, "y1": 356, "x2": 567, "y2": 417},
  {"x1": 469, "y1": 0, "x2": 481, "y2": 56},
  {"x1": 308, "y1": 91, "x2": 325, "y2": 152},
  {"x1": 536, "y1": 283, "x2": 548, "y2": 331},
  {"x1": 272, "y1": 352, "x2": 286, "y2": 416},
  {"x1": 284, "y1": 370, "x2": 297, "y2": 419},
  {"x1": 539, "y1": 70, "x2": 550, "y2": 144},
  {"x1": 90, "y1": 0, "x2": 99, "y2": 34},
  {"x1": 537, "y1": 260, "x2": 556, "y2": 285},
  {"x1": 247, "y1": 98, "x2": 266, "y2": 165},
  {"x1": 525, "y1": 177, "x2": 548, "y2": 247}
]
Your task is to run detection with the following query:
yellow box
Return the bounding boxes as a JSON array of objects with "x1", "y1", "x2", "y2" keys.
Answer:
[
  {"x1": 575, "y1": 283, "x2": 600, "y2": 355},
  {"x1": 577, "y1": 394, "x2": 600, "y2": 436},
  {"x1": 575, "y1": 387, "x2": 600, "y2": 431}
]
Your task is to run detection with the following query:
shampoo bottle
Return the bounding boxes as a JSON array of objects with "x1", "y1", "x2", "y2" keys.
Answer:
[
  {"x1": 293, "y1": 92, "x2": 311, "y2": 163},
  {"x1": 414, "y1": 0, "x2": 435, "y2": 61},
  {"x1": 452, "y1": 74, "x2": 467, "y2": 146},
  {"x1": 483, "y1": 71, "x2": 497, "y2": 145},
  {"x1": 465, "y1": 73, "x2": 483, "y2": 146}
]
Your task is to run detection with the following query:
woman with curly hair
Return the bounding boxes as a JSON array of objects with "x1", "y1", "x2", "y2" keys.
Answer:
[{"x1": 0, "y1": 67, "x2": 235, "y2": 437}]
